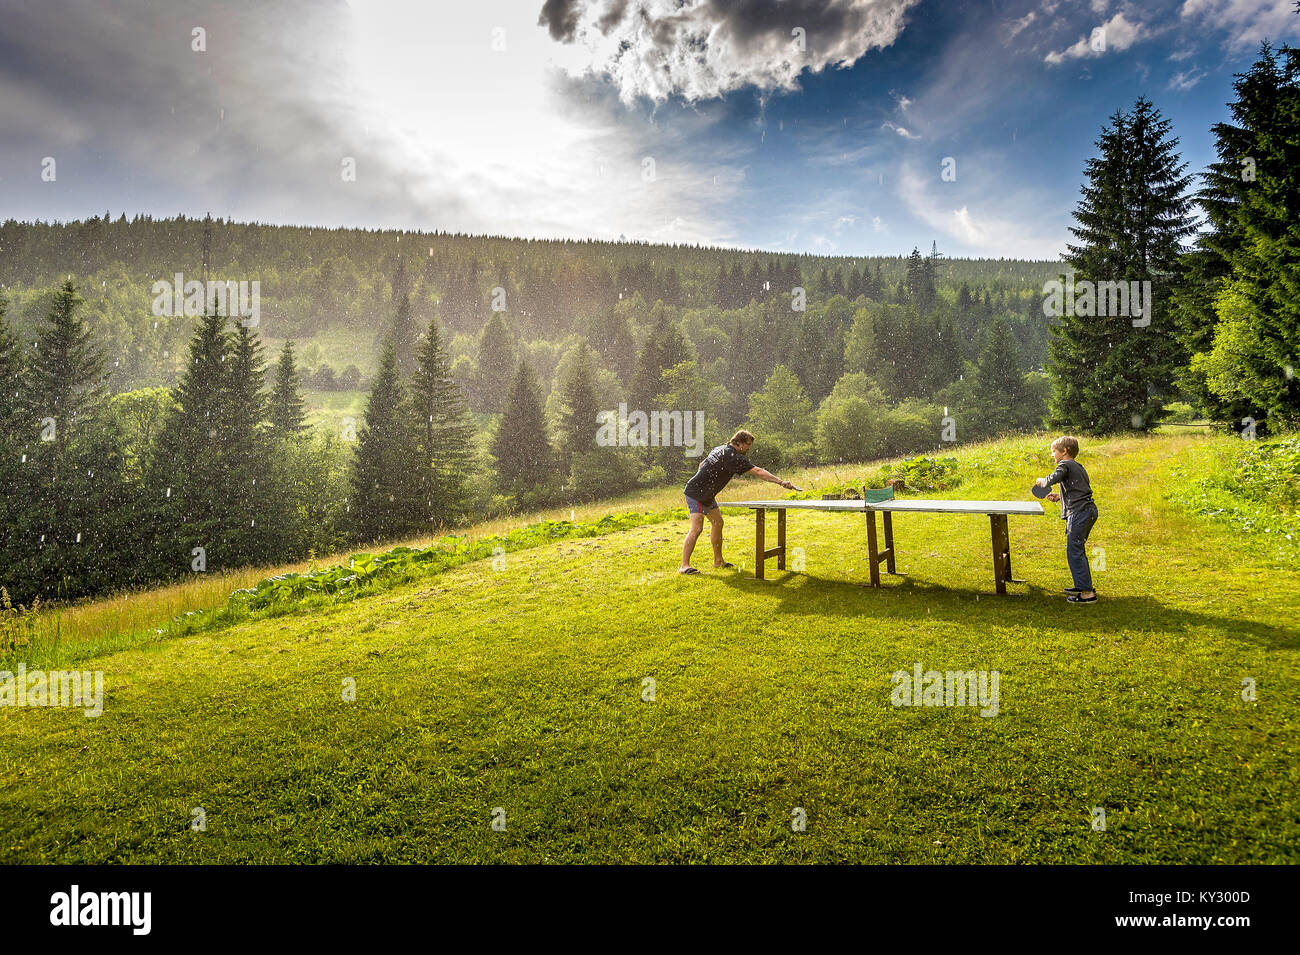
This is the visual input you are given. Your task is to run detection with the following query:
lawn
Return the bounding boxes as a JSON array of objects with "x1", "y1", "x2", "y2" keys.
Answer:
[{"x1": 2, "y1": 432, "x2": 1297, "y2": 863}]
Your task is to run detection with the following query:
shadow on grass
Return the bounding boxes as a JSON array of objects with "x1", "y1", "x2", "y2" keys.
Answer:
[{"x1": 709, "y1": 568, "x2": 1300, "y2": 651}]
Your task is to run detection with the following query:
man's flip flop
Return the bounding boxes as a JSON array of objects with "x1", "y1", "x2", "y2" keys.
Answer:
[
  {"x1": 1066, "y1": 593, "x2": 1097, "y2": 603},
  {"x1": 679, "y1": 567, "x2": 701, "y2": 575}
]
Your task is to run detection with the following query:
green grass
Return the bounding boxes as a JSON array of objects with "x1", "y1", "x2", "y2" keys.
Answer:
[
  {"x1": 301, "y1": 388, "x2": 366, "y2": 436},
  {"x1": 1, "y1": 432, "x2": 1297, "y2": 863}
]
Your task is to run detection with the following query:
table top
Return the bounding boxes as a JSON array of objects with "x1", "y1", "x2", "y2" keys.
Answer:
[{"x1": 721, "y1": 498, "x2": 1046, "y2": 516}]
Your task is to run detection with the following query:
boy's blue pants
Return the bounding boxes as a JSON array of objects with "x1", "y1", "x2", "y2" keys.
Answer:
[{"x1": 1065, "y1": 503, "x2": 1099, "y2": 591}]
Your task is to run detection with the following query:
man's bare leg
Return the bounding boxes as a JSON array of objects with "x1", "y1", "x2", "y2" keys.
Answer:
[
  {"x1": 681, "y1": 512, "x2": 705, "y2": 571},
  {"x1": 708, "y1": 509, "x2": 726, "y2": 566}
]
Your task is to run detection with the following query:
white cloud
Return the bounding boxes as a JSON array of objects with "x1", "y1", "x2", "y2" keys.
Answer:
[
  {"x1": 898, "y1": 165, "x2": 1065, "y2": 259},
  {"x1": 1006, "y1": 11, "x2": 1037, "y2": 41},
  {"x1": 540, "y1": 0, "x2": 920, "y2": 104},
  {"x1": 1168, "y1": 67, "x2": 1206, "y2": 90},
  {"x1": 882, "y1": 121, "x2": 921, "y2": 139},
  {"x1": 1180, "y1": 0, "x2": 1300, "y2": 51},
  {"x1": 1045, "y1": 12, "x2": 1142, "y2": 65}
]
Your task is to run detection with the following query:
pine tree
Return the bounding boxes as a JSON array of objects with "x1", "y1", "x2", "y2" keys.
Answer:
[
  {"x1": 9, "y1": 280, "x2": 131, "y2": 602},
  {"x1": 554, "y1": 341, "x2": 601, "y2": 475},
  {"x1": 905, "y1": 247, "x2": 937, "y2": 315},
  {"x1": 0, "y1": 293, "x2": 21, "y2": 430},
  {"x1": 1050, "y1": 97, "x2": 1196, "y2": 432},
  {"x1": 269, "y1": 340, "x2": 306, "y2": 436},
  {"x1": 1188, "y1": 45, "x2": 1300, "y2": 426},
  {"x1": 224, "y1": 323, "x2": 275, "y2": 562},
  {"x1": 631, "y1": 310, "x2": 690, "y2": 411},
  {"x1": 350, "y1": 340, "x2": 419, "y2": 541},
  {"x1": 491, "y1": 359, "x2": 553, "y2": 498},
  {"x1": 0, "y1": 295, "x2": 23, "y2": 584},
  {"x1": 476, "y1": 312, "x2": 516, "y2": 412},
  {"x1": 973, "y1": 317, "x2": 1026, "y2": 429},
  {"x1": 148, "y1": 309, "x2": 231, "y2": 559},
  {"x1": 391, "y1": 292, "x2": 418, "y2": 378},
  {"x1": 23, "y1": 279, "x2": 105, "y2": 428},
  {"x1": 409, "y1": 316, "x2": 474, "y2": 525}
]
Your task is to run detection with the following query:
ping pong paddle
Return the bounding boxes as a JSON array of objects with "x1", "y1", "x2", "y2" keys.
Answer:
[{"x1": 1031, "y1": 483, "x2": 1050, "y2": 499}]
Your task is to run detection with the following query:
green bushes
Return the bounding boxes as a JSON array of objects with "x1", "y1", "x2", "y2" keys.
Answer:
[
  {"x1": 1229, "y1": 436, "x2": 1300, "y2": 510},
  {"x1": 1169, "y1": 435, "x2": 1300, "y2": 551},
  {"x1": 879, "y1": 455, "x2": 961, "y2": 492}
]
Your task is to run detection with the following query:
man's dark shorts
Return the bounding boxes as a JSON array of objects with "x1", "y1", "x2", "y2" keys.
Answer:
[{"x1": 685, "y1": 495, "x2": 719, "y2": 515}]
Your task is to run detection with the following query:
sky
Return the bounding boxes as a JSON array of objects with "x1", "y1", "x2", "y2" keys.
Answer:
[{"x1": 1, "y1": 0, "x2": 1297, "y2": 260}]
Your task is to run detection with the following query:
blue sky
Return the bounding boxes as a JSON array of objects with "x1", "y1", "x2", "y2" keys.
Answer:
[{"x1": 1, "y1": 0, "x2": 1297, "y2": 259}]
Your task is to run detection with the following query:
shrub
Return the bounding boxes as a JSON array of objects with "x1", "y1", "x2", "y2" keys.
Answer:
[
  {"x1": 879, "y1": 455, "x2": 961, "y2": 492},
  {"x1": 0, "y1": 588, "x2": 38, "y2": 654}
]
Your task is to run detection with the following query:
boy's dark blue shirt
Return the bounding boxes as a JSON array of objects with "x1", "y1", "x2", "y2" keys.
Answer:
[{"x1": 1045, "y1": 457, "x2": 1094, "y2": 519}]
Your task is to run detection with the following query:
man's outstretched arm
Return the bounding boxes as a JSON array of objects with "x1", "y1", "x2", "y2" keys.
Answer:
[{"x1": 748, "y1": 466, "x2": 794, "y2": 490}]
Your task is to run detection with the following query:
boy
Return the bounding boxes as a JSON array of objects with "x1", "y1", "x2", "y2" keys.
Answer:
[
  {"x1": 1034, "y1": 435, "x2": 1099, "y2": 603},
  {"x1": 680, "y1": 430, "x2": 795, "y2": 574}
]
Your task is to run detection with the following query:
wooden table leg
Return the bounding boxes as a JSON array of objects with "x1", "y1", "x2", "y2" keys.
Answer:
[
  {"x1": 866, "y1": 508, "x2": 881, "y2": 587},
  {"x1": 755, "y1": 508, "x2": 766, "y2": 580},
  {"x1": 777, "y1": 508, "x2": 786, "y2": 570},
  {"x1": 1006, "y1": 525, "x2": 1025, "y2": 584},
  {"x1": 883, "y1": 511, "x2": 897, "y2": 574},
  {"x1": 990, "y1": 514, "x2": 1009, "y2": 595}
]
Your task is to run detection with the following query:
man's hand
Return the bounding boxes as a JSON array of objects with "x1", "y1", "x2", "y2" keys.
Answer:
[{"x1": 781, "y1": 480, "x2": 794, "y2": 490}]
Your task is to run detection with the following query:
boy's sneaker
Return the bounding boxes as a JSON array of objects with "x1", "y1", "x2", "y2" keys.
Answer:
[{"x1": 1066, "y1": 592, "x2": 1098, "y2": 603}]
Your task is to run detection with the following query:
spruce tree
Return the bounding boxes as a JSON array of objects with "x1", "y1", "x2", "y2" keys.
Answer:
[
  {"x1": 269, "y1": 340, "x2": 306, "y2": 436},
  {"x1": 11, "y1": 280, "x2": 130, "y2": 602},
  {"x1": 1190, "y1": 46, "x2": 1300, "y2": 426},
  {"x1": 973, "y1": 317, "x2": 1026, "y2": 430},
  {"x1": 0, "y1": 294, "x2": 21, "y2": 430},
  {"x1": 224, "y1": 323, "x2": 275, "y2": 562},
  {"x1": 350, "y1": 340, "x2": 418, "y2": 542},
  {"x1": 23, "y1": 279, "x2": 105, "y2": 427},
  {"x1": 149, "y1": 309, "x2": 237, "y2": 570},
  {"x1": 476, "y1": 312, "x2": 516, "y2": 412},
  {"x1": 391, "y1": 291, "x2": 418, "y2": 378},
  {"x1": 491, "y1": 359, "x2": 553, "y2": 499},
  {"x1": 1050, "y1": 97, "x2": 1196, "y2": 432},
  {"x1": 631, "y1": 311, "x2": 689, "y2": 412},
  {"x1": 409, "y1": 316, "x2": 474, "y2": 525},
  {"x1": 554, "y1": 341, "x2": 601, "y2": 475}
]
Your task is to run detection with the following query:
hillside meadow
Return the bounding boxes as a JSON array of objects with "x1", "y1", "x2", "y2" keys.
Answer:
[{"x1": 1, "y1": 431, "x2": 1296, "y2": 863}]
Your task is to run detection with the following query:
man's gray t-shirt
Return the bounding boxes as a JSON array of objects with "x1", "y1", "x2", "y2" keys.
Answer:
[{"x1": 1045, "y1": 458, "x2": 1094, "y2": 519}]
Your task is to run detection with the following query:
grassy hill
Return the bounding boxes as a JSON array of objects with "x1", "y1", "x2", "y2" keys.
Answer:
[{"x1": 2, "y1": 432, "x2": 1297, "y2": 863}]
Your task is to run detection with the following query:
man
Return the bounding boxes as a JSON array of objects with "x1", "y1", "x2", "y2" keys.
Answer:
[{"x1": 680, "y1": 429, "x2": 795, "y2": 574}]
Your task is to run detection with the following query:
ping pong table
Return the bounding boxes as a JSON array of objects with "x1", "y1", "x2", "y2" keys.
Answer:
[{"x1": 721, "y1": 493, "x2": 1046, "y2": 594}]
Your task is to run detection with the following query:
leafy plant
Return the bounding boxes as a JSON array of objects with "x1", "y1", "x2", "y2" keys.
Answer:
[
  {"x1": 0, "y1": 588, "x2": 39, "y2": 654},
  {"x1": 879, "y1": 455, "x2": 962, "y2": 492}
]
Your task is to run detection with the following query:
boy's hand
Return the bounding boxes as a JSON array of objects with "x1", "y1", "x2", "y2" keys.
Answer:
[
  {"x1": 1034, "y1": 477, "x2": 1049, "y2": 488},
  {"x1": 1046, "y1": 492, "x2": 1060, "y2": 502}
]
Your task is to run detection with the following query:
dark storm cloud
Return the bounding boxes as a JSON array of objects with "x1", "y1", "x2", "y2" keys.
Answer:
[{"x1": 536, "y1": 0, "x2": 918, "y2": 103}]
